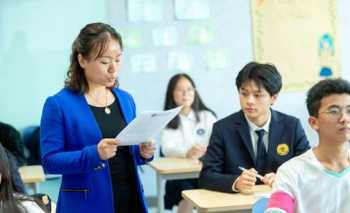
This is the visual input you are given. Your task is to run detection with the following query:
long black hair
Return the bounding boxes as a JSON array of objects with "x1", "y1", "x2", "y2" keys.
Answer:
[
  {"x1": 0, "y1": 144, "x2": 50, "y2": 213},
  {"x1": 164, "y1": 73, "x2": 216, "y2": 129},
  {"x1": 0, "y1": 143, "x2": 25, "y2": 213}
]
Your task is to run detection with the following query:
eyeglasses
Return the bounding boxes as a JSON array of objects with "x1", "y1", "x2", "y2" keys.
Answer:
[{"x1": 320, "y1": 106, "x2": 350, "y2": 120}]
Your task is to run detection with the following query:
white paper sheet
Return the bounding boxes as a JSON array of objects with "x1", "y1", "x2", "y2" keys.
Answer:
[{"x1": 116, "y1": 106, "x2": 182, "y2": 146}]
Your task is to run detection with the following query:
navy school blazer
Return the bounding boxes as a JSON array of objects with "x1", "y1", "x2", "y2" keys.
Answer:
[
  {"x1": 40, "y1": 87, "x2": 150, "y2": 213},
  {"x1": 199, "y1": 110, "x2": 310, "y2": 193}
]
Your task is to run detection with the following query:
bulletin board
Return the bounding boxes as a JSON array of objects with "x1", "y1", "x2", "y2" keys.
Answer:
[{"x1": 252, "y1": 0, "x2": 340, "y2": 91}]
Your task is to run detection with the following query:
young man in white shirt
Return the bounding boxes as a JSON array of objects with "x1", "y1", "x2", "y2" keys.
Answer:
[{"x1": 266, "y1": 78, "x2": 350, "y2": 213}]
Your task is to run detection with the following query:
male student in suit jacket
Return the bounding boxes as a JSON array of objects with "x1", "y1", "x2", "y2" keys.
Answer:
[{"x1": 199, "y1": 62, "x2": 310, "y2": 193}]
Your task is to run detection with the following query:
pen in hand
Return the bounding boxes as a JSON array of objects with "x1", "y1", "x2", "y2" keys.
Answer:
[{"x1": 238, "y1": 166, "x2": 264, "y2": 181}]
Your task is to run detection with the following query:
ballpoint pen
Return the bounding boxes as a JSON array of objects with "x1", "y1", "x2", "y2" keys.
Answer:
[{"x1": 238, "y1": 166, "x2": 264, "y2": 181}]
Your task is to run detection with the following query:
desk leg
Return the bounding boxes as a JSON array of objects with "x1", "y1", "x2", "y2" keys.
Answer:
[
  {"x1": 156, "y1": 174, "x2": 164, "y2": 213},
  {"x1": 34, "y1": 183, "x2": 39, "y2": 194},
  {"x1": 26, "y1": 183, "x2": 39, "y2": 194}
]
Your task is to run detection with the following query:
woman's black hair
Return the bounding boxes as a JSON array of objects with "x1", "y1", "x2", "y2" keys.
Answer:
[
  {"x1": 0, "y1": 143, "x2": 26, "y2": 213},
  {"x1": 0, "y1": 144, "x2": 49, "y2": 213},
  {"x1": 0, "y1": 122, "x2": 26, "y2": 166},
  {"x1": 164, "y1": 73, "x2": 216, "y2": 129}
]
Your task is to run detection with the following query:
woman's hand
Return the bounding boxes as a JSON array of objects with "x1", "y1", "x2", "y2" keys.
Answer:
[
  {"x1": 97, "y1": 138, "x2": 119, "y2": 160},
  {"x1": 140, "y1": 140, "x2": 156, "y2": 159}
]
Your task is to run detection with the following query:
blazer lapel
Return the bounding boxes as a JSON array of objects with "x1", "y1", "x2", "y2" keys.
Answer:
[
  {"x1": 77, "y1": 92, "x2": 103, "y2": 143},
  {"x1": 113, "y1": 89, "x2": 132, "y2": 124},
  {"x1": 268, "y1": 110, "x2": 284, "y2": 154},
  {"x1": 236, "y1": 111, "x2": 256, "y2": 164}
]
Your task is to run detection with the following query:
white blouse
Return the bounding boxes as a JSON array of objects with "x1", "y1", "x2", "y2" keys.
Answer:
[
  {"x1": 160, "y1": 110, "x2": 216, "y2": 157},
  {"x1": 21, "y1": 200, "x2": 46, "y2": 213}
]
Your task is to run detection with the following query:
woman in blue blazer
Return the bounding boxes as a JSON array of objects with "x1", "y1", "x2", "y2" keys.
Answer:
[{"x1": 40, "y1": 23, "x2": 155, "y2": 213}]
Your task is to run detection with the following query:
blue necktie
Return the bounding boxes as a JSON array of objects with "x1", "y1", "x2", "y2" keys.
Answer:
[{"x1": 255, "y1": 129, "x2": 267, "y2": 173}]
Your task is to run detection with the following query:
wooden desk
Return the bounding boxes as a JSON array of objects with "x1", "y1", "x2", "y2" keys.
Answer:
[
  {"x1": 182, "y1": 185, "x2": 271, "y2": 213},
  {"x1": 19, "y1": 165, "x2": 45, "y2": 193},
  {"x1": 148, "y1": 157, "x2": 202, "y2": 213}
]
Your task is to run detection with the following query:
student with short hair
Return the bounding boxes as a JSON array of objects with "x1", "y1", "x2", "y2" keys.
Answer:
[
  {"x1": 199, "y1": 62, "x2": 310, "y2": 193},
  {"x1": 161, "y1": 73, "x2": 216, "y2": 213},
  {"x1": 266, "y1": 78, "x2": 350, "y2": 213}
]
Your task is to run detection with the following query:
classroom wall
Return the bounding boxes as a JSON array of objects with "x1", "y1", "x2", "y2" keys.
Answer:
[
  {"x1": 0, "y1": 0, "x2": 109, "y2": 129},
  {"x1": 1, "y1": 0, "x2": 350, "y2": 198}
]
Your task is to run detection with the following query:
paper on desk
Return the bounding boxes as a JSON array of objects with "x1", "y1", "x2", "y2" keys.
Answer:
[{"x1": 116, "y1": 106, "x2": 182, "y2": 146}]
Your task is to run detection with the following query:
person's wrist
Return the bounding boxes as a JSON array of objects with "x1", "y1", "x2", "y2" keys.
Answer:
[
  {"x1": 96, "y1": 144, "x2": 103, "y2": 159},
  {"x1": 232, "y1": 177, "x2": 240, "y2": 192}
]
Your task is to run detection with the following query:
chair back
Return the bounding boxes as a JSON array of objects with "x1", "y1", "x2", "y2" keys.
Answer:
[
  {"x1": 252, "y1": 197, "x2": 269, "y2": 213},
  {"x1": 22, "y1": 126, "x2": 41, "y2": 165}
]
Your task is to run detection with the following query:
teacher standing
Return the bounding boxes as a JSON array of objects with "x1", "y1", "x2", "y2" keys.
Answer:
[{"x1": 40, "y1": 22, "x2": 155, "y2": 213}]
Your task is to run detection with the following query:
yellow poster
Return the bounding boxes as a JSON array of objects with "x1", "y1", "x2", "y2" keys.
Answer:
[{"x1": 252, "y1": 0, "x2": 340, "y2": 91}]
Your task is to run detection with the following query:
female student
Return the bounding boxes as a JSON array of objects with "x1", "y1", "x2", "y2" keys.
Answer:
[
  {"x1": 161, "y1": 73, "x2": 216, "y2": 213},
  {"x1": 40, "y1": 22, "x2": 155, "y2": 213},
  {"x1": 0, "y1": 143, "x2": 48, "y2": 213}
]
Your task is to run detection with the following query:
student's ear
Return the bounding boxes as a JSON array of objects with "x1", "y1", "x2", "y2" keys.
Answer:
[
  {"x1": 78, "y1": 54, "x2": 87, "y2": 69},
  {"x1": 270, "y1": 94, "x2": 278, "y2": 105},
  {"x1": 308, "y1": 116, "x2": 319, "y2": 131}
]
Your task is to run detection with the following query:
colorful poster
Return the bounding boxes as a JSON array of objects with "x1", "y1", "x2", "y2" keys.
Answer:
[{"x1": 252, "y1": 0, "x2": 340, "y2": 91}]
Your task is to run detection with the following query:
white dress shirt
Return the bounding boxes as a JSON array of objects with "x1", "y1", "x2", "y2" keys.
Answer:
[
  {"x1": 21, "y1": 200, "x2": 46, "y2": 213},
  {"x1": 160, "y1": 110, "x2": 216, "y2": 157},
  {"x1": 245, "y1": 112, "x2": 271, "y2": 156},
  {"x1": 232, "y1": 112, "x2": 272, "y2": 191}
]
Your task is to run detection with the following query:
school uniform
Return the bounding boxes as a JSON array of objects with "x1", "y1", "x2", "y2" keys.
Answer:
[
  {"x1": 199, "y1": 109, "x2": 310, "y2": 193},
  {"x1": 17, "y1": 194, "x2": 46, "y2": 213},
  {"x1": 160, "y1": 110, "x2": 216, "y2": 209}
]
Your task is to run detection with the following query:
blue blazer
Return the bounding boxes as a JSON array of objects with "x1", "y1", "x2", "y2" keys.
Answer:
[
  {"x1": 199, "y1": 110, "x2": 310, "y2": 193},
  {"x1": 40, "y1": 88, "x2": 149, "y2": 213}
]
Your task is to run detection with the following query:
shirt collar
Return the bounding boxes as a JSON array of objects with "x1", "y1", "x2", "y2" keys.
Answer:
[
  {"x1": 245, "y1": 110, "x2": 271, "y2": 133},
  {"x1": 179, "y1": 110, "x2": 196, "y2": 121}
]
